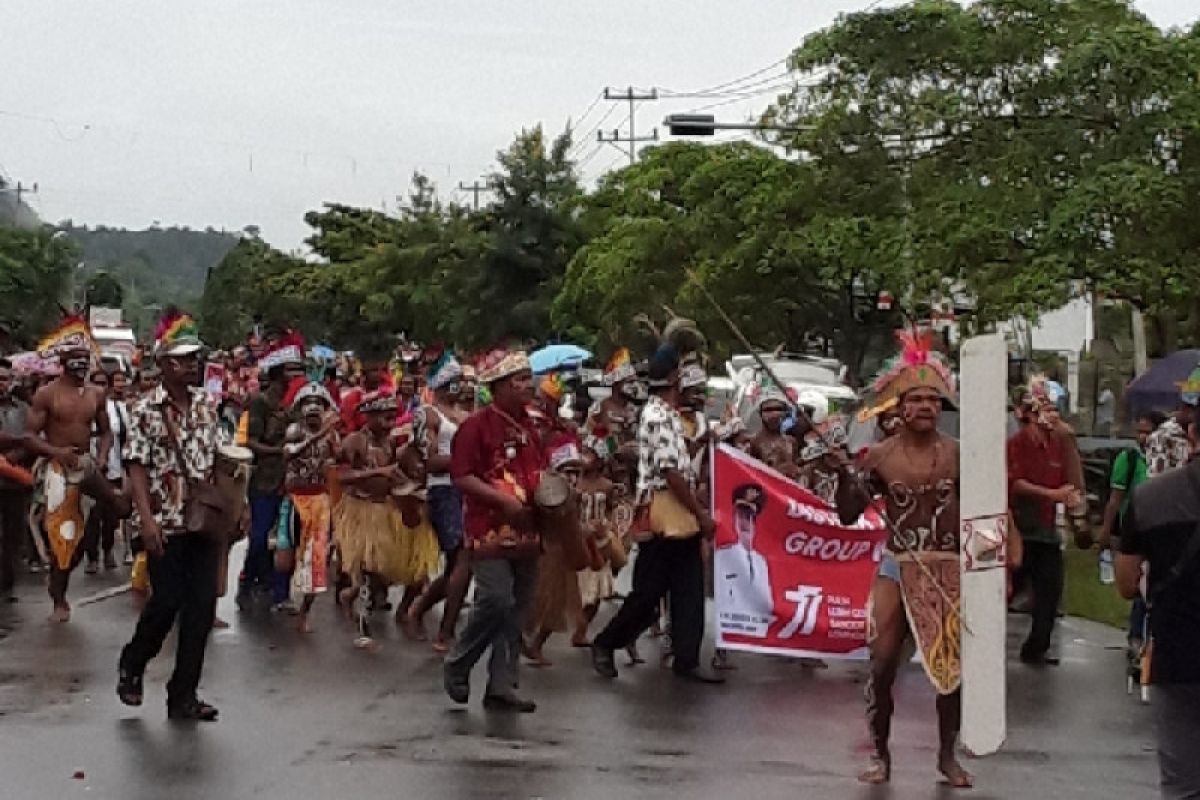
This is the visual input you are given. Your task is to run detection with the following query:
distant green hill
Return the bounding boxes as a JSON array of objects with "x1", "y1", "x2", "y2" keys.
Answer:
[{"x1": 62, "y1": 223, "x2": 239, "y2": 337}]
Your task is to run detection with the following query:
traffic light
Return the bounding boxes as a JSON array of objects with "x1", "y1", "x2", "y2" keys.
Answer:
[{"x1": 665, "y1": 114, "x2": 716, "y2": 137}]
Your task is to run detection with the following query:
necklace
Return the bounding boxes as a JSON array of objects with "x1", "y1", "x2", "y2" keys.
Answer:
[{"x1": 488, "y1": 405, "x2": 529, "y2": 447}]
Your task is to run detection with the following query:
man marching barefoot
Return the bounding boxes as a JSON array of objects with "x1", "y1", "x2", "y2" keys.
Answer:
[
  {"x1": 27, "y1": 314, "x2": 130, "y2": 622},
  {"x1": 836, "y1": 331, "x2": 972, "y2": 789}
]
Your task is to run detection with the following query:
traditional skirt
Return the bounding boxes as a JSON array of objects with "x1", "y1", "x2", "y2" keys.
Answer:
[
  {"x1": 278, "y1": 490, "x2": 332, "y2": 597},
  {"x1": 29, "y1": 457, "x2": 95, "y2": 571},
  {"x1": 527, "y1": 539, "x2": 582, "y2": 635},
  {"x1": 333, "y1": 494, "x2": 438, "y2": 586},
  {"x1": 891, "y1": 551, "x2": 962, "y2": 695}
]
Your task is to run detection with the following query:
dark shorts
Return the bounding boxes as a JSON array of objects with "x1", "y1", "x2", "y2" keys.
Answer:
[{"x1": 427, "y1": 485, "x2": 464, "y2": 553}]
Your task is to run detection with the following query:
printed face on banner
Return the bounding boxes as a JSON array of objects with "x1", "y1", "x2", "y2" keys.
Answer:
[{"x1": 712, "y1": 444, "x2": 887, "y2": 659}]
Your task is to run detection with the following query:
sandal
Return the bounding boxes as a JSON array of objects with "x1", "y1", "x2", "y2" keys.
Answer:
[
  {"x1": 167, "y1": 697, "x2": 219, "y2": 721},
  {"x1": 117, "y1": 668, "x2": 143, "y2": 707}
]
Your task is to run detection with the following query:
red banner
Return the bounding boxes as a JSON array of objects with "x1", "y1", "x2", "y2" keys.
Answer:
[{"x1": 712, "y1": 444, "x2": 887, "y2": 659}]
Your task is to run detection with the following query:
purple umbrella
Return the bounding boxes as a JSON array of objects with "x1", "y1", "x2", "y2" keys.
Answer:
[{"x1": 1124, "y1": 349, "x2": 1200, "y2": 416}]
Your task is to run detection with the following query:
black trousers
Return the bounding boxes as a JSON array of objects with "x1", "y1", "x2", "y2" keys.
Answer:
[
  {"x1": 84, "y1": 478, "x2": 121, "y2": 562},
  {"x1": 0, "y1": 489, "x2": 29, "y2": 594},
  {"x1": 1020, "y1": 540, "x2": 1064, "y2": 659},
  {"x1": 594, "y1": 535, "x2": 705, "y2": 672},
  {"x1": 120, "y1": 535, "x2": 220, "y2": 706}
]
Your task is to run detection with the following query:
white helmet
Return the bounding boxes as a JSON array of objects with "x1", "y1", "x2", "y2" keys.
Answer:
[{"x1": 796, "y1": 389, "x2": 829, "y2": 425}]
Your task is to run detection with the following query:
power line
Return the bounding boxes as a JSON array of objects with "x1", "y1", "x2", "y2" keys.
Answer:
[
  {"x1": 682, "y1": 80, "x2": 800, "y2": 115},
  {"x1": 575, "y1": 143, "x2": 606, "y2": 171},
  {"x1": 597, "y1": 87, "x2": 659, "y2": 165},
  {"x1": 568, "y1": 91, "x2": 605, "y2": 134},
  {"x1": 567, "y1": 102, "x2": 621, "y2": 158},
  {"x1": 672, "y1": 56, "x2": 791, "y2": 98},
  {"x1": 657, "y1": 70, "x2": 791, "y2": 99}
]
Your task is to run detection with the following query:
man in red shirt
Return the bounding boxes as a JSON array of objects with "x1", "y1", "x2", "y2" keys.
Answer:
[
  {"x1": 443, "y1": 350, "x2": 543, "y2": 713},
  {"x1": 1007, "y1": 395, "x2": 1080, "y2": 665}
]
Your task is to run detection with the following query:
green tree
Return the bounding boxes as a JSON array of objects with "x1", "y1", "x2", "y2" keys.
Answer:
[
  {"x1": 85, "y1": 271, "x2": 124, "y2": 308},
  {"x1": 0, "y1": 225, "x2": 76, "y2": 348}
]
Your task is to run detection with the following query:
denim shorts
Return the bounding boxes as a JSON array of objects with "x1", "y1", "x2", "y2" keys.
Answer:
[
  {"x1": 879, "y1": 553, "x2": 901, "y2": 583},
  {"x1": 427, "y1": 484, "x2": 465, "y2": 552}
]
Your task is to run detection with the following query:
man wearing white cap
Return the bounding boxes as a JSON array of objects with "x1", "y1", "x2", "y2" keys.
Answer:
[{"x1": 118, "y1": 309, "x2": 227, "y2": 721}]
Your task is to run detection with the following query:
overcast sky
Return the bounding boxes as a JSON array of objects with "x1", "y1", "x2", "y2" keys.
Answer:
[{"x1": 1, "y1": 0, "x2": 1194, "y2": 251}]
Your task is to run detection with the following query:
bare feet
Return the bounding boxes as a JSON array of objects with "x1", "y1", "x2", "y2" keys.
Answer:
[
  {"x1": 212, "y1": 616, "x2": 230, "y2": 630},
  {"x1": 49, "y1": 603, "x2": 71, "y2": 623},
  {"x1": 570, "y1": 634, "x2": 591, "y2": 648},
  {"x1": 297, "y1": 614, "x2": 313, "y2": 634},
  {"x1": 338, "y1": 588, "x2": 357, "y2": 624},
  {"x1": 399, "y1": 609, "x2": 428, "y2": 641},
  {"x1": 522, "y1": 638, "x2": 552, "y2": 667},
  {"x1": 431, "y1": 634, "x2": 453, "y2": 654},
  {"x1": 938, "y1": 754, "x2": 974, "y2": 789},
  {"x1": 857, "y1": 755, "x2": 890, "y2": 785}
]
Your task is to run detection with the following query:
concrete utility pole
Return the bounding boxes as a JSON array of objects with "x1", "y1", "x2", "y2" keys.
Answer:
[
  {"x1": 457, "y1": 180, "x2": 492, "y2": 211},
  {"x1": 598, "y1": 86, "x2": 659, "y2": 164}
]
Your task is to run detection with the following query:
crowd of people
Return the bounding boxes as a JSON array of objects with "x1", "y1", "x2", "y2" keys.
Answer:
[{"x1": 1, "y1": 306, "x2": 1197, "y2": 797}]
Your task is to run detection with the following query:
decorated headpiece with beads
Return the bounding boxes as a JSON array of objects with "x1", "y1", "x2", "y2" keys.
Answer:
[
  {"x1": 357, "y1": 390, "x2": 398, "y2": 414},
  {"x1": 152, "y1": 306, "x2": 204, "y2": 358},
  {"x1": 862, "y1": 328, "x2": 956, "y2": 418},
  {"x1": 259, "y1": 330, "x2": 306, "y2": 372},
  {"x1": 284, "y1": 378, "x2": 333, "y2": 411},
  {"x1": 477, "y1": 348, "x2": 531, "y2": 386},
  {"x1": 38, "y1": 310, "x2": 100, "y2": 359}
]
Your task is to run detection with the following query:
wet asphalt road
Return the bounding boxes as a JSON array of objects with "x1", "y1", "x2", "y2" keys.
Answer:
[{"x1": 0, "y1": 547, "x2": 1157, "y2": 800}]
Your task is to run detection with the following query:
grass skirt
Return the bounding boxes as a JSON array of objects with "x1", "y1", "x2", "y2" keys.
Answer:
[
  {"x1": 333, "y1": 494, "x2": 438, "y2": 586},
  {"x1": 527, "y1": 539, "x2": 582, "y2": 634}
]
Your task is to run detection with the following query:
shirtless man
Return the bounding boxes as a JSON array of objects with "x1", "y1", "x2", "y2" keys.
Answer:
[
  {"x1": 27, "y1": 342, "x2": 129, "y2": 621},
  {"x1": 748, "y1": 392, "x2": 800, "y2": 479},
  {"x1": 835, "y1": 335, "x2": 972, "y2": 789}
]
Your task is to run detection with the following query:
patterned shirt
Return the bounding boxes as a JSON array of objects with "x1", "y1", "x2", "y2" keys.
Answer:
[
  {"x1": 636, "y1": 394, "x2": 693, "y2": 501},
  {"x1": 1145, "y1": 418, "x2": 1192, "y2": 478},
  {"x1": 124, "y1": 385, "x2": 227, "y2": 535}
]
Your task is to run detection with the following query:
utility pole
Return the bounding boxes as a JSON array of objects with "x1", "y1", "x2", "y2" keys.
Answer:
[
  {"x1": 598, "y1": 86, "x2": 659, "y2": 164},
  {"x1": 457, "y1": 180, "x2": 492, "y2": 211}
]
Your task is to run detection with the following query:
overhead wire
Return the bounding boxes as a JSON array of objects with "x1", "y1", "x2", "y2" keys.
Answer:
[{"x1": 567, "y1": 102, "x2": 621, "y2": 158}]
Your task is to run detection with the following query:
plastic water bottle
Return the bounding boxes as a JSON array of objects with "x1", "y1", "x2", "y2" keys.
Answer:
[{"x1": 1099, "y1": 549, "x2": 1115, "y2": 585}]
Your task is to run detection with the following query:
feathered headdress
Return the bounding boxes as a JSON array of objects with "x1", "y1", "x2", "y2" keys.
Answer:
[
  {"x1": 866, "y1": 328, "x2": 956, "y2": 412},
  {"x1": 603, "y1": 348, "x2": 636, "y2": 386},
  {"x1": 426, "y1": 351, "x2": 463, "y2": 391},
  {"x1": 38, "y1": 310, "x2": 99, "y2": 359},
  {"x1": 539, "y1": 371, "x2": 568, "y2": 402},
  {"x1": 259, "y1": 329, "x2": 305, "y2": 372}
]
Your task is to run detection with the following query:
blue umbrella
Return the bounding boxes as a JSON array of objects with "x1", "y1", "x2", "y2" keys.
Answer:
[
  {"x1": 529, "y1": 344, "x2": 592, "y2": 374},
  {"x1": 310, "y1": 344, "x2": 336, "y2": 362}
]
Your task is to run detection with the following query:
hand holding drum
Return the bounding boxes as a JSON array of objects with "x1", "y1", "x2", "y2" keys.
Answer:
[{"x1": 534, "y1": 471, "x2": 590, "y2": 571}]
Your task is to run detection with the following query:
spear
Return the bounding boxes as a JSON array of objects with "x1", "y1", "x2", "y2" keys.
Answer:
[{"x1": 684, "y1": 269, "x2": 967, "y2": 627}]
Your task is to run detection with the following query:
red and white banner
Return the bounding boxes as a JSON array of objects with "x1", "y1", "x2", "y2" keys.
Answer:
[
  {"x1": 203, "y1": 363, "x2": 227, "y2": 400},
  {"x1": 712, "y1": 444, "x2": 887, "y2": 659}
]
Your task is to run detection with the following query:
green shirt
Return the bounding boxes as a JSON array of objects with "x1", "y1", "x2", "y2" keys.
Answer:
[
  {"x1": 247, "y1": 391, "x2": 291, "y2": 495},
  {"x1": 1110, "y1": 448, "x2": 1148, "y2": 519}
]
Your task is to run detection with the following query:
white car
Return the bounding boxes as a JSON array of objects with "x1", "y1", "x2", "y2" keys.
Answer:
[{"x1": 711, "y1": 353, "x2": 857, "y2": 432}]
